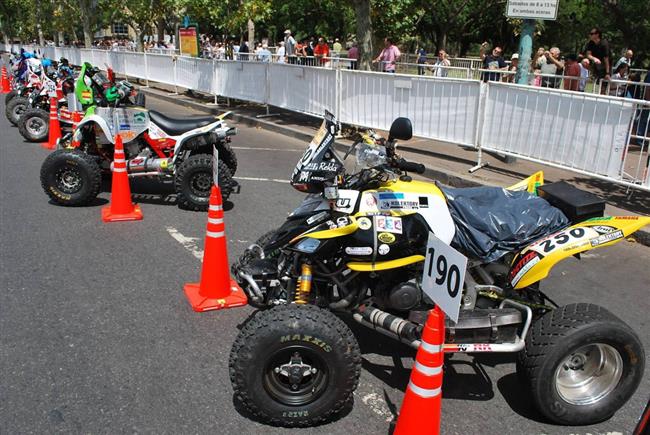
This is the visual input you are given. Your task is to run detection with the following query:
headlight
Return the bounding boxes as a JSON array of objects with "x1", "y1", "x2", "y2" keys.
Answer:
[
  {"x1": 294, "y1": 238, "x2": 321, "y2": 254},
  {"x1": 356, "y1": 142, "x2": 387, "y2": 168}
]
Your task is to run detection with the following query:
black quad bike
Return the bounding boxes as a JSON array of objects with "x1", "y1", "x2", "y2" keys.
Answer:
[{"x1": 228, "y1": 112, "x2": 647, "y2": 427}]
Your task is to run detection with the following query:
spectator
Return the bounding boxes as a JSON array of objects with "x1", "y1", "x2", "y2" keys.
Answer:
[
  {"x1": 333, "y1": 38, "x2": 342, "y2": 54},
  {"x1": 431, "y1": 49, "x2": 450, "y2": 78},
  {"x1": 313, "y1": 37, "x2": 330, "y2": 66},
  {"x1": 608, "y1": 63, "x2": 628, "y2": 97},
  {"x1": 239, "y1": 40, "x2": 249, "y2": 60},
  {"x1": 578, "y1": 58, "x2": 590, "y2": 91},
  {"x1": 257, "y1": 44, "x2": 271, "y2": 62},
  {"x1": 612, "y1": 49, "x2": 633, "y2": 72},
  {"x1": 531, "y1": 47, "x2": 545, "y2": 86},
  {"x1": 347, "y1": 42, "x2": 359, "y2": 70},
  {"x1": 373, "y1": 37, "x2": 401, "y2": 73},
  {"x1": 304, "y1": 39, "x2": 315, "y2": 65},
  {"x1": 506, "y1": 53, "x2": 518, "y2": 82},
  {"x1": 563, "y1": 54, "x2": 581, "y2": 91},
  {"x1": 284, "y1": 30, "x2": 296, "y2": 64},
  {"x1": 479, "y1": 42, "x2": 507, "y2": 82},
  {"x1": 539, "y1": 47, "x2": 564, "y2": 88},
  {"x1": 627, "y1": 72, "x2": 644, "y2": 100},
  {"x1": 584, "y1": 27, "x2": 611, "y2": 94},
  {"x1": 416, "y1": 46, "x2": 426, "y2": 76},
  {"x1": 276, "y1": 41, "x2": 286, "y2": 63}
]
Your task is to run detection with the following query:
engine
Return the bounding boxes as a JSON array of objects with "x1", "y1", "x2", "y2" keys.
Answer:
[{"x1": 373, "y1": 273, "x2": 423, "y2": 311}]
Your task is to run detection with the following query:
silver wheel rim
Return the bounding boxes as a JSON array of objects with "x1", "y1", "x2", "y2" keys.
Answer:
[
  {"x1": 26, "y1": 117, "x2": 46, "y2": 136},
  {"x1": 554, "y1": 343, "x2": 623, "y2": 405}
]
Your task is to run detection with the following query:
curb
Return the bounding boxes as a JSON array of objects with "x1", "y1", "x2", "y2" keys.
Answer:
[{"x1": 142, "y1": 87, "x2": 650, "y2": 247}]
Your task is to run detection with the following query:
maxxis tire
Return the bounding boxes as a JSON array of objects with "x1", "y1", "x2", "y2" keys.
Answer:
[
  {"x1": 230, "y1": 304, "x2": 361, "y2": 427},
  {"x1": 6, "y1": 96, "x2": 29, "y2": 126},
  {"x1": 18, "y1": 108, "x2": 49, "y2": 142},
  {"x1": 40, "y1": 149, "x2": 102, "y2": 206},
  {"x1": 219, "y1": 141, "x2": 238, "y2": 175},
  {"x1": 174, "y1": 154, "x2": 233, "y2": 211},
  {"x1": 516, "y1": 303, "x2": 644, "y2": 425},
  {"x1": 4, "y1": 90, "x2": 18, "y2": 105}
]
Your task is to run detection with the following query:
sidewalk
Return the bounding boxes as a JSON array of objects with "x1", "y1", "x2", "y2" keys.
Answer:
[{"x1": 138, "y1": 82, "x2": 650, "y2": 245}]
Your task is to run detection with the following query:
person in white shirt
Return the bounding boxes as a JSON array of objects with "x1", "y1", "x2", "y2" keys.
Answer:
[
  {"x1": 276, "y1": 41, "x2": 286, "y2": 63},
  {"x1": 578, "y1": 58, "x2": 590, "y2": 92}
]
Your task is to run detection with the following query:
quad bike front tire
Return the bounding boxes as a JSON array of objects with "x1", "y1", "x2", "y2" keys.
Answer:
[
  {"x1": 18, "y1": 108, "x2": 49, "y2": 142},
  {"x1": 6, "y1": 96, "x2": 29, "y2": 126},
  {"x1": 230, "y1": 304, "x2": 361, "y2": 427},
  {"x1": 4, "y1": 89, "x2": 18, "y2": 105},
  {"x1": 219, "y1": 141, "x2": 238, "y2": 175},
  {"x1": 517, "y1": 303, "x2": 644, "y2": 425},
  {"x1": 40, "y1": 149, "x2": 102, "y2": 206},
  {"x1": 174, "y1": 154, "x2": 233, "y2": 211}
]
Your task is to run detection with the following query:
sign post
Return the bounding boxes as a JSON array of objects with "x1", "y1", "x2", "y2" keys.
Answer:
[
  {"x1": 506, "y1": 0, "x2": 560, "y2": 85},
  {"x1": 179, "y1": 21, "x2": 199, "y2": 58}
]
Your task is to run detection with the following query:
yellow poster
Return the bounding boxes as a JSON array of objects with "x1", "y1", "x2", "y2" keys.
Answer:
[{"x1": 179, "y1": 27, "x2": 198, "y2": 57}]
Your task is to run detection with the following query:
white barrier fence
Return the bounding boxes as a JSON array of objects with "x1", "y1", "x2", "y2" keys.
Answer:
[{"x1": 2, "y1": 43, "x2": 648, "y2": 191}]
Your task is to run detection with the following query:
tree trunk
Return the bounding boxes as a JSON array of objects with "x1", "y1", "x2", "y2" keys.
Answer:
[
  {"x1": 436, "y1": 29, "x2": 447, "y2": 52},
  {"x1": 58, "y1": 31, "x2": 64, "y2": 46},
  {"x1": 247, "y1": 18, "x2": 255, "y2": 47},
  {"x1": 157, "y1": 17, "x2": 165, "y2": 44},
  {"x1": 353, "y1": 0, "x2": 373, "y2": 71},
  {"x1": 82, "y1": 20, "x2": 92, "y2": 48}
]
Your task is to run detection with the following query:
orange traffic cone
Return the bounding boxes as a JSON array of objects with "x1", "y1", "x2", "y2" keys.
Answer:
[
  {"x1": 184, "y1": 186, "x2": 248, "y2": 312},
  {"x1": 70, "y1": 111, "x2": 82, "y2": 148},
  {"x1": 394, "y1": 306, "x2": 445, "y2": 435},
  {"x1": 1, "y1": 66, "x2": 10, "y2": 93},
  {"x1": 41, "y1": 97, "x2": 61, "y2": 150},
  {"x1": 101, "y1": 134, "x2": 143, "y2": 222}
]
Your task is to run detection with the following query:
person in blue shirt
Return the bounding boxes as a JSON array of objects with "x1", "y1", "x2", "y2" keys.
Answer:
[{"x1": 416, "y1": 47, "x2": 426, "y2": 75}]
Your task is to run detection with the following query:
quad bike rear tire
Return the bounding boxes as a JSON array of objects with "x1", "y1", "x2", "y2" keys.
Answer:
[
  {"x1": 19, "y1": 108, "x2": 49, "y2": 142},
  {"x1": 517, "y1": 303, "x2": 644, "y2": 425},
  {"x1": 230, "y1": 304, "x2": 361, "y2": 427},
  {"x1": 219, "y1": 141, "x2": 238, "y2": 175},
  {"x1": 174, "y1": 154, "x2": 233, "y2": 211},
  {"x1": 6, "y1": 96, "x2": 29, "y2": 126},
  {"x1": 40, "y1": 149, "x2": 102, "y2": 206},
  {"x1": 4, "y1": 90, "x2": 18, "y2": 105}
]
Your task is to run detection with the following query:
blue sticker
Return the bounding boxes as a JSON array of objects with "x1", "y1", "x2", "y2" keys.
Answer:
[{"x1": 378, "y1": 192, "x2": 404, "y2": 200}]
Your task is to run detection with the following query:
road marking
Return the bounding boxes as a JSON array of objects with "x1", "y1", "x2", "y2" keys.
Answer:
[
  {"x1": 232, "y1": 146, "x2": 303, "y2": 152},
  {"x1": 166, "y1": 226, "x2": 203, "y2": 260},
  {"x1": 234, "y1": 176, "x2": 288, "y2": 183}
]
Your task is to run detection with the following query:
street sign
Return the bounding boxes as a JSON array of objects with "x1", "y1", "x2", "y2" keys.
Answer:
[
  {"x1": 421, "y1": 233, "x2": 467, "y2": 323},
  {"x1": 506, "y1": 0, "x2": 559, "y2": 21}
]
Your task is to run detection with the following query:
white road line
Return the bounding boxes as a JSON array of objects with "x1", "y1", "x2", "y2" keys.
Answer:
[
  {"x1": 232, "y1": 146, "x2": 304, "y2": 152},
  {"x1": 166, "y1": 226, "x2": 203, "y2": 260},
  {"x1": 234, "y1": 176, "x2": 288, "y2": 183}
]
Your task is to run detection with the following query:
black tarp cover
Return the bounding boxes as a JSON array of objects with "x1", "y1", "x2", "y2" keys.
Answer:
[{"x1": 441, "y1": 186, "x2": 569, "y2": 262}]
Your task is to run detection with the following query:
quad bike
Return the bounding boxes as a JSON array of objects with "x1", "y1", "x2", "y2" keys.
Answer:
[
  {"x1": 39, "y1": 88, "x2": 239, "y2": 210},
  {"x1": 5, "y1": 57, "x2": 45, "y2": 124},
  {"x1": 229, "y1": 111, "x2": 648, "y2": 427}
]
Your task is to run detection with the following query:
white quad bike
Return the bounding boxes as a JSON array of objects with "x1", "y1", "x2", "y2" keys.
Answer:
[{"x1": 40, "y1": 107, "x2": 239, "y2": 210}]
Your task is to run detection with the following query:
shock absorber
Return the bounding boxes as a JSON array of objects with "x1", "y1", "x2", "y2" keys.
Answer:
[{"x1": 294, "y1": 263, "x2": 313, "y2": 304}]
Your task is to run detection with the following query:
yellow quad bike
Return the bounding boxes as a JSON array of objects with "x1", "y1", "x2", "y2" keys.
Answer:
[{"x1": 229, "y1": 111, "x2": 648, "y2": 428}]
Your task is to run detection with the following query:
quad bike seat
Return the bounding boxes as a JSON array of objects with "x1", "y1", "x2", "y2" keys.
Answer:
[
  {"x1": 149, "y1": 110, "x2": 217, "y2": 136},
  {"x1": 441, "y1": 186, "x2": 569, "y2": 262}
]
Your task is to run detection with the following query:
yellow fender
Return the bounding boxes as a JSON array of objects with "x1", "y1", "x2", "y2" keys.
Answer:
[
  {"x1": 509, "y1": 216, "x2": 650, "y2": 289},
  {"x1": 506, "y1": 171, "x2": 544, "y2": 195},
  {"x1": 290, "y1": 216, "x2": 359, "y2": 243}
]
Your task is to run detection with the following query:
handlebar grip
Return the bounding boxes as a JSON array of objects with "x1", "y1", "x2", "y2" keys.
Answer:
[{"x1": 396, "y1": 158, "x2": 426, "y2": 174}]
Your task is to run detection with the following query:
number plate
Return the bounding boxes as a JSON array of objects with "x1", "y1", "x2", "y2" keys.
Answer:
[{"x1": 421, "y1": 232, "x2": 467, "y2": 323}]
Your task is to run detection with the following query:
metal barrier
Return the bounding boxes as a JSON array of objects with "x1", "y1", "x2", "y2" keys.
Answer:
[{"x1": 1, "y1": 43, "x2": 647, "y2": 190}]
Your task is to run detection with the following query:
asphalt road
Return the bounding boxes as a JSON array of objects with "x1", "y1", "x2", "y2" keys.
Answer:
[{"x1": 1, "y1": 96, "x2": 649, "y2": 435}]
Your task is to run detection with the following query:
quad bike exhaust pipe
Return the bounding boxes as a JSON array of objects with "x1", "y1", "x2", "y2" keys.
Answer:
[{"x1": 352, "y1": 300, "x2": 531, "y2": 353}]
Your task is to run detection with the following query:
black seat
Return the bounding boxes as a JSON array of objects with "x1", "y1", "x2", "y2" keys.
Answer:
[{"x1": 148, "y1": 110, "x2": 217, "y2": 136}]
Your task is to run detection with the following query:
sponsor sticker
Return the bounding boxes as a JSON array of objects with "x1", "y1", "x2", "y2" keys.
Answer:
[
  {"x1": 378, "y1": 232, "x2": 396, "y2": 244},
  {"x1": 378, "y1": 192, "x2": 404, "y2": 200},
  {"x1": 345, "y1": 246, "x2": 373, "y2": 256},
  {"x1": 590, "y1": 230, "x2": 624, "y2": 247},
  {"x1": 357, "y1": 217, "x2": 372, "y2": 230},
  {"x1": 510, "y1": 254, "x2": 541, "y2": 287},
  {"x1": 378, "y1": 244, "x2": 390, "y2": 255},
  {"x1": 591, "y1": 225, "x2": 617, "y2": 234},
  {"x1": 419, "y1": 196, "x2": 429, "y2": 208},
  {"x1": 336, "y1": 217, "x2": 350, "y2": 227},
  {"x1": 306, "y1": 211, "x2": 329, "y2": 225},
  {"x1": 375, "y1": 216, "x2": 403, "y2": 234}
]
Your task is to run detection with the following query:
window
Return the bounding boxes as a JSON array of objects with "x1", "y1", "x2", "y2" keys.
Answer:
[{"x1": 112, "y1": 23, "x2": 128, "y2": 35}]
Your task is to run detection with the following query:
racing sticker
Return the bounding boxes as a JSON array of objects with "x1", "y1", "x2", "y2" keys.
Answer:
[
  {"x1": 530, "y1": 227, "x2": 588, "y2": 255},
  {"x1": 345, "y1": 246, "x2": 372, "y2": 256},
  {"x1": 357, "y1": 217, "x2": 372, "y2": 230},
  {"x1": 306, "y1": 211, "x2": 329, "y2": 225},
  {"x1": 590, "y1": 230, "x2": 624, "y2": 247},
  {"x1": 378, "y1": 244, "x2": 390, "y2": 255},
  {"x1": 377, "y1": 192, "x2": 419, "y2": 210},
  {"x1": 509, "y1": 251, "x2": 542, "y2": 287},
  {"x1": 375, "y1": 216, "x2": 403, "y2": 234},
  {"x1": 590, "y1": 225, "x2": 617, "y2": 234},
  {"x1": 378, "y1": 232, "x2": 396, "y2": 244}
]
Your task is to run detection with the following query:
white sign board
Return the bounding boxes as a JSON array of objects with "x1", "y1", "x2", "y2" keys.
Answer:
[
  {"x1": 421, "y1": 233, "x2": 467, "y2": 323},
  {"x1": 506, "y1": 1, "x2": 559, "y2": 20}
]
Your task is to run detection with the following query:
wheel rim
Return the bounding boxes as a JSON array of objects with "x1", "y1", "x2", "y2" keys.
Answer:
[
  {"x1": 263, "y1": 345, "x2": 329, "y2": 407},
  {"x1": 13, "y1": 104, "x2": 26, "y2": 118},
  {"x1": 189, "y1": 171, "x2": 212, "y2": 197},
  {"x1": 26, "y1": 117, "x2": 46, "y2": 136},
  {"x1": 55, "y1": 166, "x2": 83, "y2": 194},
  {"x1": 554, "y1": 343, "x2": 623, "y2": 405}
]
